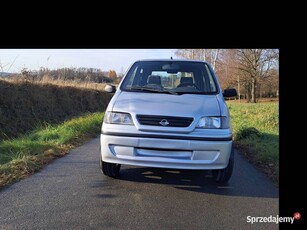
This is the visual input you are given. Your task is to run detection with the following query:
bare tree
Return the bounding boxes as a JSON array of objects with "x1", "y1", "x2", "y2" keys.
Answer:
[
  {"x1": 212, "y1": 49, "x2": 219, "y2": 70},
  {"x1": 175, "y1": 49, "x2": 198, "y2": 59},
  {"x1": 175, "y1": 49, "x2": 278, "y2": 102},
  {"x1": 0, "y1": 55, "x2": 18, "y2": 76},
  {"x1": 175, "y1": 49, "x2": 220, "y2": 70},
  {"x1": 236, "y1": 49, "x2": 278, "y2": 103},
  {"x1": 215, "y1": 49, "x2": 239, "y2": 89}
]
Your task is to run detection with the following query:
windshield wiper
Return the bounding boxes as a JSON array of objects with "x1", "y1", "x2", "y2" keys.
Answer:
[
  {"x1": 129, "y1": 86, "x2": 163, "y2": 93},
  {"x1": 129, "y1": 87, "x2": 178, "y2": 95},
  {"x1": 174, "y1": 91, "x2": 214, "y2": 95}
]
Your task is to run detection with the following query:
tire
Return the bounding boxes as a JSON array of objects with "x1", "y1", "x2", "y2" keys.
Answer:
[
  {"x1": 99, "y1": 154, "x2": 121, "y2": 178},
  {"x1": 212, "y1": 145, "x2": 234, "y2": 183}
]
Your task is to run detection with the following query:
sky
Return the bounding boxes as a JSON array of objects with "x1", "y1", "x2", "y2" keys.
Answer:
[{"x1": 0, "y1": 49, "x2": 176, "y2": 74}]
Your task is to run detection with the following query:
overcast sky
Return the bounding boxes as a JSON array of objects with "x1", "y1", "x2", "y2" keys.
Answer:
[{"x1": 0, "y1": 49, "x2": 176, "y2": 73}]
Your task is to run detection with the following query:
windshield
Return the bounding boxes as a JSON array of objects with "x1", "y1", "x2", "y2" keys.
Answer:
[{"x1": 120, "y1": 61, "x2": 218, "y2": 94}]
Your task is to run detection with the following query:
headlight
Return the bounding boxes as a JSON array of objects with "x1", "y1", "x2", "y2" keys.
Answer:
[
  {"x1": 196, "y1": 116, "x2": 230, "y2": 129},
  {"x1": 104, "y1": 112, "x2": 134, "y2": 125}
]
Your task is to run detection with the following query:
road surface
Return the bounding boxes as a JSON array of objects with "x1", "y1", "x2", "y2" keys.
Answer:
[{"x1": 0, "y1": 137, "x2": 278, "y2": 229}]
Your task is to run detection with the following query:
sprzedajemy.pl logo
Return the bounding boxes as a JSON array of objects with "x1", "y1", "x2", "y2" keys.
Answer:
[{"x1": 247, "y1": 212, "x2": 301, "y2": 224}]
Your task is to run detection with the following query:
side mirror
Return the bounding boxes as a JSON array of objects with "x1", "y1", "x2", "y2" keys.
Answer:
[
  {"x1": 104, "y1": 84, "x2": 116, "y2": 93},
  {"x1": 223, "y1": 88, "x2": 237, "y2": 97}
]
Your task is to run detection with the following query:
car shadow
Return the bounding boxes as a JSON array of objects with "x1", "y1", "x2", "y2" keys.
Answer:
[{"x1": 116, "y1": 152, "x2": 278, "y2": 199}]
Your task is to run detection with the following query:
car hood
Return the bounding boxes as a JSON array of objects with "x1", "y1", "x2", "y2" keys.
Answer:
[{"x1": 112, "y1": 91, "x2": 220, "y2": 117}]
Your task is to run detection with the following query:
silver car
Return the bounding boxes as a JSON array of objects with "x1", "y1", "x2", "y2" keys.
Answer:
[{"x1": 100, "y1": 59, "x2": 237, "y2": 182}]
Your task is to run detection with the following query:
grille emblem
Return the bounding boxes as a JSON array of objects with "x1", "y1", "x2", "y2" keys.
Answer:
[{"x1": 159, "y1": 119, "x2": 169, "y2": 126}]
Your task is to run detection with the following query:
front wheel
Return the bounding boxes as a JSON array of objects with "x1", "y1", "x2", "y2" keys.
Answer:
[
  {"x1": 212, "y1": 146, "x2": 234, "y2": 183},
  {"x1": 100, "y1": 154, "x2": 121, "y2": 178}
]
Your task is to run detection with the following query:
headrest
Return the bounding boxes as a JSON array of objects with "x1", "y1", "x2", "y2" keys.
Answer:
[
  {"x1": 180, "y1": 77, "x2": 193, "y2": 84},
  {"x1": 147, "y1": 75, "x2": 161, "y2": 85}
]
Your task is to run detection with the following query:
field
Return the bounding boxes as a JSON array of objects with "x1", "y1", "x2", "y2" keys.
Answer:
[{"x1": 227, "y1": 101, "x2": 279, "y2": 184}]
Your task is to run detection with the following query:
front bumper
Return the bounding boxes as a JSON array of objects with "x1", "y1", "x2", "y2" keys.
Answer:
[{"x1": 100, "y1": 132, "x2": 232, "y2": 170}]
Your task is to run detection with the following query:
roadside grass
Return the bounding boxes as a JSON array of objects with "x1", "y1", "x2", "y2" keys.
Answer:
[
  {"x1": 227, "y1": 101, "x2": 279, "y2": 184},
  {"x1": 0, "y1": 112, "x2": 104, "y2": 189}
]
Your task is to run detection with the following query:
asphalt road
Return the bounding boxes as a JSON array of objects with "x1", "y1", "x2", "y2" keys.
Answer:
[{"x1": 0, "y1": 137, "x2": 278, "y2": 230}]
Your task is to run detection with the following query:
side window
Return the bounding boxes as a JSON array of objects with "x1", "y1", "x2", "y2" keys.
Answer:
[
  {"x1": 125, "y1": 66, "x2": 137, "y2": 88},
  {"x1": 126, "y1": 67, "x2": 145, "y2": 87}
]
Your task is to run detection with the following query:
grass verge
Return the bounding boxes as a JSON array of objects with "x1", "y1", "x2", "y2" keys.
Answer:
[
  {"x1": 227, "y1": 101, "x2": 279, "y2": 185},
  {"x1": 0, "y1": 112, "x2": 104, "y2": 190}
]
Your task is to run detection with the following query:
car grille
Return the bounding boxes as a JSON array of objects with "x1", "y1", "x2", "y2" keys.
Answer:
[{"x1": 136, "y1": 115, "x2": 193, "y2": 127}]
